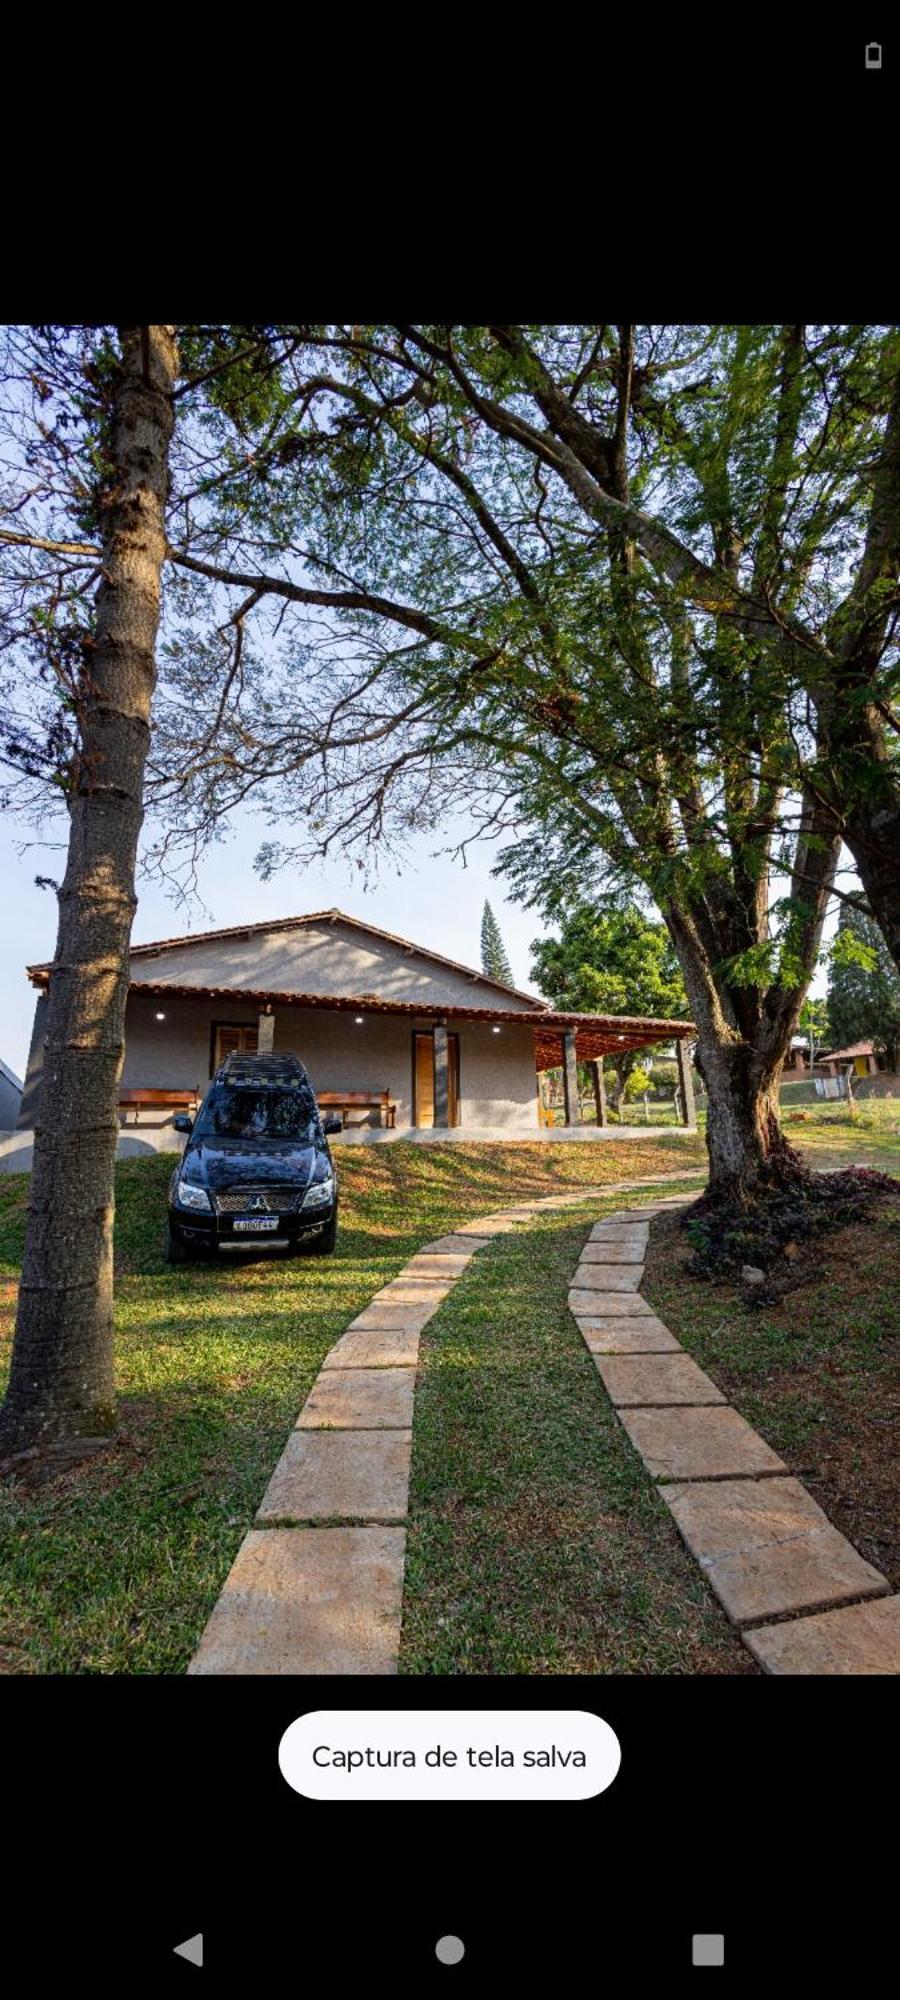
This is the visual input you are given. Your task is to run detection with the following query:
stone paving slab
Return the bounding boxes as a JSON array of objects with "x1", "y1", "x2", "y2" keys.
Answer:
[
  {"x1": 570, "y1": 1291, "x2": 657, "y2": 1316},
  {"x1": 594, "y1": 1353, "x2": 727, "y2": 1407},
  {"x1": 187, "y1": 1527, "x2": 406, "y2": 1674},
  {"x1": 404, "y1": 1253, "x2": 477, "y2": 1278},
  {"x1": 660, "y1": 1477, "x2": 889, "y2": 1626},
  {"x1": 322, "y1": 1327, "x2": 421, "y2": 1368},
  {"x1": 371, "y1": 1278, "x2": 455, "y2": 1303},
  {"x1": 255, "y1": 1429, "x2": 413, "y2": 1524},
  {"x1": 569, "y1": 1265, "x2": 643, "y2": 1292},
  {"x1": 348, "y1": 1302, "x2": 442, "y2": 1334},
  {"x1": 578, "y1": 1241, "x2": 647, "y2": 1264},
  {"x1": 589, "y1": 1219, "x2": 650, "y2": 1237},
  {"x1": 744, "y1": 1594, "x2": 900, "y2": 1674},
  {"x1": 454, "y1": 1215, "x2": 521, "y2": 1235},
  {"x1": 582, "y1": 1316, "x2": 682, "y2": 1353},
  {"x1": 298, "y1": 1367, "x2": 415, "y2": 1430},
  {"x1": 420, "y1": 1234, "x2": 489, "y2": 1255},
  {"x1": 586, "y1": 1228, "x2": 649, "y2": 1246},
  {"x1": 617, "y1": 1406, "x2": 786, "y2": 1482}
]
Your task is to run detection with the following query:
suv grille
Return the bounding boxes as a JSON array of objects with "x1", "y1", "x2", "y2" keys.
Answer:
[{"x1": 214, "y1": 1187, "x2": 303, "y2": 1215}]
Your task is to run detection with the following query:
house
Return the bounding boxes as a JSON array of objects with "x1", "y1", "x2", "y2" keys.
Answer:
[
  {"x1": 819, "y1": 1040, "x2": 891, "y2": 1079},
  {"x1": 17, "y1": 908, "x2": 696, "y2": 1144},
  {"x1": 0, "y1": 1057, "x2": 23, "y2": 1130}
]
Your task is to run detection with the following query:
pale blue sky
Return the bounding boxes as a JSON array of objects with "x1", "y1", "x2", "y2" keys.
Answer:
[
  {"x1": 0, "y1": 801, "x2": 545, "y2": 1083},
  {"x1": 1, "y1": 796, "x2": 838, "y2": 1086}
]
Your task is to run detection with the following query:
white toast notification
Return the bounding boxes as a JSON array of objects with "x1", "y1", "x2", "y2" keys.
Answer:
[{"x1": 278, "y1": 1711, "x2": 621, "y2": 1801}]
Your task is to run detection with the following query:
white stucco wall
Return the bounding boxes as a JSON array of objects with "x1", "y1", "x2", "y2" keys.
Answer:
[
  {"x1": 127, "y1": 915, "x2": 539, "y2": 1012},
  {"x1": 117, "y1": 991, "x2": 539, "y2": 1133}
]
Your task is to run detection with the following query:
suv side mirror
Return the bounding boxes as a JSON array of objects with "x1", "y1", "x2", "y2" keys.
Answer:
[
  {"x1": 323, "y1": 1114, "x2": 343, "y2": 1135},
  {"x1": 173, "y1": 1114, "x2": 194, "y2": 1134}
]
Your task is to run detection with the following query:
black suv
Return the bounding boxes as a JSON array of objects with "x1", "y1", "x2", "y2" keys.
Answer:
[{"x1": 165, "y1": 1052, "x2": 341, "y2": 1264}]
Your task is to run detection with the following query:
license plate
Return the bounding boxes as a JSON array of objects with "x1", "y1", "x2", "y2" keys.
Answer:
[{"x1": 233, "y1": 1216, "x2": 280, "y2": 1232}]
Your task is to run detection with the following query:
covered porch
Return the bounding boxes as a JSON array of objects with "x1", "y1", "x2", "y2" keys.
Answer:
[
  {"x1": 534, "y1": 1019, "x2": 698, "y2": 1132},
  {"x1": 17, "y1": 970, "x2": 697, "y2": 1152},
  {"x1": 109, "y1": 984, "x2": 697, "y2": 1140}
]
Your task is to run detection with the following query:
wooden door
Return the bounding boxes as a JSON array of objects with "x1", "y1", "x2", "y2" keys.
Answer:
[
  {"x1": 447, "y1": 1034, "x2": 460, "y2": 1125},
  {"x1": 414, "y1": 1032, "x2": 434, "y2": 1126}
]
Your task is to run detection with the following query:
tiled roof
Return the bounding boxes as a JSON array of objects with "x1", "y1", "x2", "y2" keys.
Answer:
[{"x1": 824, "y1": 1040, "x2": 877, "y2": 1061}]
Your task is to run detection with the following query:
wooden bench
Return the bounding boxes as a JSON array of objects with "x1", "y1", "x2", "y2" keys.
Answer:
[
  {"x1": 118, "y1": 1088, "x2": 200, "y2": 1127},
  {"x1": 317, "y1": 1090, "x2": 397, "y2": 1130}
]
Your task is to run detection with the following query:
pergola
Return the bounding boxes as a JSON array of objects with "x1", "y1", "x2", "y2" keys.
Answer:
[{"x1": 531, "y1": 1012, "x2": 696, "y2": 1127}]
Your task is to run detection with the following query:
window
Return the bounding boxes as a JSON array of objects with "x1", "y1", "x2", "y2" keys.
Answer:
[{"x1": 211, "y1": 1023, "x2": 258, "y2": 1074}]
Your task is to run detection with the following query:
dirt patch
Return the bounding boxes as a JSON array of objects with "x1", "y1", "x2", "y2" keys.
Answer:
[
  {"x1": 681, "y1": 1164, "x2": 895, "y2": 1293},
  {"x1": 0, "y1": 1397, "x2": 160, "y2": 1499},
  {"x1": 643, "y1": 1204, "x2": 900, "y2": 1589}
]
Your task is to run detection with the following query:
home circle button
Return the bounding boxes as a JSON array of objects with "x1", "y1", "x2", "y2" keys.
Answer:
[{"x1": 435, "y1": 1936, "x2": 465, "y2": 1965}]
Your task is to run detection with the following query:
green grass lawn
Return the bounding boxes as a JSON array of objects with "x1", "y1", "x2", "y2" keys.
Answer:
[
  {"x1": 400, "y1": 1186, "x2": 750, "y2": 1675},
  {"x1": 642, "y1": 1198, "x2": 900, "y2": 1591},
  {"x1": 783, "y1": 1095, "x2": 900, "y2": 1175},
  {"x1": 0, "y1": 1134, "x2": 701, "y2": 1675},
  {"x1": 0, "y1": 1108, "x2": 894, "y2": 1676}
]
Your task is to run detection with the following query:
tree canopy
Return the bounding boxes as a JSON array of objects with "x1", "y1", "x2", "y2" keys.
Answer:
[
  {"x1": 530, "y1": 901, "x2": 686, "y2": 1022},
  {"x1": 109, "y1": 325, "x2": 898, "y2": 1193}
]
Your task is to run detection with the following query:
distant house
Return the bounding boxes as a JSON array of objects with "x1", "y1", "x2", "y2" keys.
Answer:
[
  {"x1": 0, "y1": 1058, "x2": 23, "y2": 1130},
  {"x1": 820, "y1": 1040, "x2": 891, "y2": 1079},
  {"x1": 18, "y1": 909, "x2": 695, "y2": 1144}
]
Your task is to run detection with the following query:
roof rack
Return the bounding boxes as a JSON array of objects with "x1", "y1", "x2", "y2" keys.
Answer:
[{"x1": 216, "y1": 1051, "x2": 311, "y2": 1087}]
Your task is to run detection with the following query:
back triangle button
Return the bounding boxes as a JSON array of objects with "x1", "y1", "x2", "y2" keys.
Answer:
[{"x1": 173, "y1": 1934, "x2": 203, "y2": 1967}]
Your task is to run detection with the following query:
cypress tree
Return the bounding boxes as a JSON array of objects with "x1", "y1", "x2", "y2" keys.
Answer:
[{"x1": 481, "y1": 900, "x2": 515, "y2": 986}]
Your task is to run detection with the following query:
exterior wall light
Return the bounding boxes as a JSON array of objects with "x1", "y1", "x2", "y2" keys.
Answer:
[
  {"x1": 355, "y1": 1015, "x2": 364, "y2": 1024},
  {"x1": 155, "y1": 1011, "x2": 166, "y2": 1021},
  {"x1": 492, "y1": 1025, "x2": 501, "y2": 1033}
]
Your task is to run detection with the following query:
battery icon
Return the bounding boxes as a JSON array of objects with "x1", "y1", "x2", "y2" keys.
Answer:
[{"x1": 865, "y1": 42, "x2": 882, "y2": 67}]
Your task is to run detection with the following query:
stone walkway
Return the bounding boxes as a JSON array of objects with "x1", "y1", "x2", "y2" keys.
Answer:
[
  {"x1": 570, "y1": 1204, "x2": 900, "y2": 1674},
  {"x1": 188, "y1": 1171, "x2": 899, "y2": 1677},
  {"x1": 187, "y1": 1170, "x2": 703, "y2": 1675}
]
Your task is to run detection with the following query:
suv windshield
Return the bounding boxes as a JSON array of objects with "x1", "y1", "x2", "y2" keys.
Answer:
[{"x1": 194, "y1": 1083, "x2": 319, "y2": 1143}]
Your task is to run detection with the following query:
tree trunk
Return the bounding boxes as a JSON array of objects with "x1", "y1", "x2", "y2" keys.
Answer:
[
  {"x1": 663, "y1": 906, "x2": 804, "y2": 1204},
  {"x1": 0, "y1": 327, "x2": 178, "y2": 1458},
  {"x1": 608, "y1": 1064, "x2": 627, "y2": 1115},
  {"x1": 697, "y1": 1036, "x2": 789, "y2": 1202}
]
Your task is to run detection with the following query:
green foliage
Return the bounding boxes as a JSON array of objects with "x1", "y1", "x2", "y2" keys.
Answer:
[
  {"x1": 530, "y1": 902, "x2": 687, "y2": 1021},
  {"x1": 828, "y1": 903, "x2": 900, "y2": 1065},
  {"x1": 530, "y1": 902, "x2": 688, "y2": 1094}
]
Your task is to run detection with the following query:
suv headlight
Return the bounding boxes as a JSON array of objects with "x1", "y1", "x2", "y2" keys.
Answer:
[
  {"x1": 177, "y1": 1180, "x2": 212, "y2": 1212},
  {"x1": 301, "y1": 1174, "x2": 334, "y2": 1211}
]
